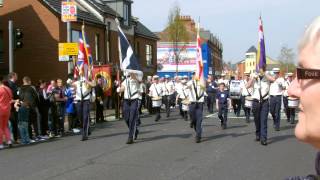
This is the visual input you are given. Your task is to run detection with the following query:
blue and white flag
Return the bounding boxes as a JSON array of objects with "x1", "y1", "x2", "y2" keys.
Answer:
[{"x1": 117, "y1": 20, "x2": 143, "y2": 80}]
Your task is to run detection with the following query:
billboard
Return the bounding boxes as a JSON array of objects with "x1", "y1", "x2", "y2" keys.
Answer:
[{"x1": 157, "y1": 42, "x2": 197, "y2": 72}]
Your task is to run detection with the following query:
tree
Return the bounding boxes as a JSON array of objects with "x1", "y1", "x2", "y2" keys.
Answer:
[
  {"x1": 166, "y1": 5, "x2": 190, "y2": 74},
  {"x1": 278, "y1": 45, "x2": 296, "y2": 73}
]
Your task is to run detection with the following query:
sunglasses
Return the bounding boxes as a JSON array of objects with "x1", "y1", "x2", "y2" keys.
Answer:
[{"x1": 296, "y1": 67, "x2": 320, "y2": 79}]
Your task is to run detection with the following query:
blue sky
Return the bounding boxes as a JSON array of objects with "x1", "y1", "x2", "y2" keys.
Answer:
[{"x1": 132, "y1": 0, "x2": 320, "y2": 63}]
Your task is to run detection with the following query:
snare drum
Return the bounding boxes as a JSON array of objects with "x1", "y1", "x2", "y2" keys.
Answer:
[
  {"x1": 152, "y1": 97, "x2": 162, "y2": 107},
  {"x1": 181, "y1": 99, "x2": 190, "y2": 111},
  {"x1": 288, "y1": 97, "x2": 299, "y2": 108},
  {"x1": 244, "y1": 96, "x2": 253, "y2": 108},
  {"x1": 229, "y1": 80, "x2": 241, "y2": 99}
]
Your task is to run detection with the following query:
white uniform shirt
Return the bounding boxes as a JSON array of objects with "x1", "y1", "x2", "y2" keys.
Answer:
[
  {"x1": 283, "y1": 80, "x2": 291, "y2": 97},
  {"x1": 175, "y1": 82, "x2": 182, "y2": 95},
  {"x1": 187, "y1": 80, "x2": 205, "y2": 102},
  {"x1": 162, "y1": 81, "x2": 174, "y2": 96},
  {"x1": 138, "y1": 83, "x2": 146, "y2": 100},
  {"x1": 177, "y1": 84, "x2": 189, "y2": 99},
  {"x1": 121, "y1": 78, "x2": 140, "y2": 100},
  {"x1": 149, "y1": 83, "x2": 163, "y2": 98},
  {"x1": 269, "y1": 77, "x2": 285, "y2": 96},
  {"x1": 240, "y1": 80, "x2": 253, "y2": 96},
  {"x1": 251, "y1": 76, "x2": 271, "y2": 101},
  {"x1": 74, "y1": 80, "x2": 93, "y2": 101},
  {"x1": 217, "y1": 78, "x2": 229, "y2": 90}
]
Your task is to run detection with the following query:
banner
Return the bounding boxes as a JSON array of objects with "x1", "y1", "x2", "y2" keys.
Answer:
[
  {"x1": 92, "y1": 65, "x2": 112, "y2": 96},
  {"x1": 58, "y1": 43, "x2": 78, "y2": 62},
  {"x1": 157, "y1": 42, "x2": 197, "y2": 72}
]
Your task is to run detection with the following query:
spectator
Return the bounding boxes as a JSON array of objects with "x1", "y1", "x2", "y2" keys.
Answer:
[
  {"x1": 37, "y1": 80, "x2": 50, "y2": 138},
  {"x1": 15, "y1": 100, "x2": 31, "y2": 145},
  {"x1": 95, "y1": 75, "x2": 105, "y2": 123},
  {"x1": 7, "y1": 72, "x2": 19, "y2": 143},
  {"x1": 65, "y1": 79, "x2": 77, "y2": 133},
  {"x1": 47, "y1": 80, "x2": 58, "y2": 138},
  {"x1": 0, "y1": 75, "x2": 14, "y2": 149},
  {"x1": 18, "y1": 76, "x2": 41, "y2": 141},
  {"x1": 52, "y1": 79, "x2": 67, "y2": 136}
]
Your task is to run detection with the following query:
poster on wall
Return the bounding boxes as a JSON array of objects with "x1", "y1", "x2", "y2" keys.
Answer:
[
  {"x1": 157, "y1": 42, "x2": 197, "y2": 72},
  {"x1": 92, "y1": 65, "x2": 112, "y2": 96}
]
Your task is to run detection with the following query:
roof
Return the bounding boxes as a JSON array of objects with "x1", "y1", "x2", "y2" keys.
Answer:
[
  {"x1": 88, "y1": 0, "x2": 118, "y2": 17},
  {"x1": 246, "y1": 46, "x2": 257, "y2": 53},
  {"x1": 135, "y1": 21, "x2": 159, "y2": 40},
  {"x1": 42, "y1": 0, "x2": 105, "y2": 25}
]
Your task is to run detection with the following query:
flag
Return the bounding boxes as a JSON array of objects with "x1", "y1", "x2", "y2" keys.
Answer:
[
  {"x1": 75, "y1": 24, "x2": 93, "y2": 80},
  {"x1": 117, "y1": 19, "x2": 143, "y2": 81},
  {"x1": 196, "y1": 23, "x2": 204, "y2": 84},
  {"x1": 256, "y1": 16, "x2": 267, "y2": 72}
]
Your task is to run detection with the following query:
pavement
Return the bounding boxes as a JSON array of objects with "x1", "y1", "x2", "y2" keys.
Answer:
[{"x1": 0, "y1": 108, "x2": 317, "y2": 180}]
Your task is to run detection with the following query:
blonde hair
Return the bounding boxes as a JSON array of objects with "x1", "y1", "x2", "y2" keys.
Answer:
[{"x1": 299, "y1": 16, "x2": 320, "y2": 52}]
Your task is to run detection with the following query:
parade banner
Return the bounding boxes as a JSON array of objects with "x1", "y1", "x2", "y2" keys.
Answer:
[
  {"x1": 157, "y1": 42, "x2": 197, "y2": 72},
  {"x1": 93, "y1": 65, "x2": 112, "y2": 96}
]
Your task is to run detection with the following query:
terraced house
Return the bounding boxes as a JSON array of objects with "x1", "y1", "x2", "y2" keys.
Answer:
[{"x1": 0, "y1": 0, "x2": 158, "y2": 81}]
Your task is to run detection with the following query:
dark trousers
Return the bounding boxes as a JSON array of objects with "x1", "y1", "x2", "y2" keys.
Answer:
[
  {"x1": 232, "y1": 99, "x2": 241, "y2": 116},
  {"x1": 207, "y1": 93, "x2": 215, "y2": 113},
  {"x1": 270, "y1": 95, "x2": 282, "y2": 128},
  {"x1": 178, "y1": 98, "x2": 183, "y2": 117},
  {"x1": 123, "y1": 99, "x2": 139, "y2": 139},
  {"x1": 154, "y1": 107, "x2": 161, "y2": 121},
  {"x1": 137, "y1": 100, "x2": 142, "y2": 125},
  {"x1": 146, "y1": 95, "x2": 153, "y2": 114},
  {"x1": 76, "y1": 100, "x2": 90, "y2": 139},
  {"x1": 39, "y1": 105, "x2": 49, "y2": 135},
  {"x1": 56, "y1": 103, "x2": 65, "y2": 133},
  {"x1": 189, "y1": 103, "x2": 203, "y2": 138},
  {"x1": 28, "y1": 107, "x2": 41, "y2": 138},
  {"x1": 283, "y1": 96, "x2": 296, "y2": 123},
  {"x1": 241, "y1": 96, "x2": 251, "y2": 122},
  {"x1": 95, "y1": 100, "x2": 104, "y2": 122},
  {"x1": 163, "y1": 95, "x2": 171, "y2": 117},
  {"x1": 9, "y1": 111, "x2": 19, "y2": 141},
  {"x1": 218, "y1": 104, "x2": 228, "y2": 125},
  {"x1": 252, "y1": 99, "x2": 269, "y2": 140}
]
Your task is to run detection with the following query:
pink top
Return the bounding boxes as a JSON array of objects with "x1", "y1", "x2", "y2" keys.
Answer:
[{"x1": 0, "y1": 85, "x2": 13, "y2": 113}]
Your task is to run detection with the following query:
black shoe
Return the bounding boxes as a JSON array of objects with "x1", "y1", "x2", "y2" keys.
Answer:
[
  {"x1": 195, "y1": 137, "x2": 201, "y2": 143},
  {"x1": 261, "y1": 140, "x2": 268, "y2": 146},
  {"x1": 290, "y1": 121, "x2": 295, "y2": 125},
  {"x1": 287, "y1": 119, "x2": 290, "y2": 123},
  {"x1": 126, "y1": 138, "x2": 134, "y2": 144},
  {"x1": 134, "y1": 130, "x2": 139, "y2": 140},
  {"x1": 8, "y1": 143, "x2": 13, "y2": 148},
  {"x1": 190, "y1": 122, "x2": 194, "y2": 128},
  {"x1": 255, "y1": 136, "x2": 260, "y2": 141},
  {"x1": 274, "y1": 127, "x2": 280, "y2": 131},
  {"x1": 81, "y1": 136, "x2": 88, "y2": 141}
]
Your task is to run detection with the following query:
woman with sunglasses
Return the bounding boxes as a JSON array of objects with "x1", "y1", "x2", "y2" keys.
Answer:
[{"x1": 287, "y1": 17, "x2": 320, "y2": 179}]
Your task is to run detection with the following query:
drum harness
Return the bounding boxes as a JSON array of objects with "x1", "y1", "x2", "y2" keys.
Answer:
[
  {"x1": 125, "y1": 78, "x2": 138, "y2": 105},
  {"x1": 192, "y1": 80, "x2": 204, "y2": 107}
]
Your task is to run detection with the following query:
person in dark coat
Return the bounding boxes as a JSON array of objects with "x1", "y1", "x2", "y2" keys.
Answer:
[
  {"x1": 7, "y1": 72, "x2": 19, "y2": 142},
  {"x1": 95, "y1": 75, "x2": 105, "y2": 123}
]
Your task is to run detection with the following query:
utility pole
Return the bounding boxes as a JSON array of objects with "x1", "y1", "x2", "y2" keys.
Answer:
[{"x1": 8, "y1": 20, "x2": 13, "y2": 73}]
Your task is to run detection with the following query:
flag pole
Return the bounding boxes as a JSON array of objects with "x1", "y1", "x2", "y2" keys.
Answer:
[{"x1": 82, "y1": 21, "x2": 91, "y2": 80}]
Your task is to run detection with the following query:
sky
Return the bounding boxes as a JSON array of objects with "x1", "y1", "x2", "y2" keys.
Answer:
[{"x1": 132, "y1": 0, "x2": 320, "y2": 63}]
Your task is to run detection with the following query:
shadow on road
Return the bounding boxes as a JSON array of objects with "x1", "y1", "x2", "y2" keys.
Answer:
[
  {"x1": 140, "y1": 121, "x2": 169, "y2": 127},
  {"x1": 202, "y1": 132, "x2": 251, "y2": 143},
  {"x1": 137, "y1": 133, "x2": 193, "y2": 143},
  {"x1": 89, "y1": 130, "x2": 157, "y2": 141},
  {"x1": 269, "y1": 134, "x2": 295, "y2": 144}
]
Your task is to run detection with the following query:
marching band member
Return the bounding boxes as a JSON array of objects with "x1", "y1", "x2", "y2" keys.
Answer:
[
  {"x1": 163, "y1": 75, "x2": 175, "y2": 117},
  {"x1": 240, "y1": 72, "x2": 253, "y2": 123},
  {"x1": 176, "y1": 79, "x2": 190, "y2": 121},
  {"x1": 283, "y1": 73, "x2": 296, "y2": 124},
  {"x1": 269, "y1": 68, "x2": 285, "y2": 131},
  {"x1": 149, "y1": 75, "x2": 163, "y2": 122},
  {"x1": 174, "y1": 76, "x2": 184, "y2": 118},
  {"x1": 117, "y1": 73, "x2": 141, "y2": 144},
  {"x1": 217, "y1": 73, "x2": 229, "y2": 91},
  {"x1": 206, "y1": 75, "x2": 217, "y2": 114},
  {"x1": 246, "y1": 71, "x2": 275, "y2": 146},
  {"x1": 187, "y1": 72, "x2": 206, "y2": 143},
  {"x1": 73, "y1": 76, "x2": 96, "y2": 141}
]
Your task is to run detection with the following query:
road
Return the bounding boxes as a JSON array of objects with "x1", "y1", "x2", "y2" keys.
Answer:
[{"x1": 0, "y1": 109, "x2": 316, "y2": 180}]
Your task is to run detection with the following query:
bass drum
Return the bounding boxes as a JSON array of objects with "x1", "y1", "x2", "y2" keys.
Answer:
[
  {"x1": 244, "y1": 96, "x2": 253, "y2": 108},
  {"x1": 229, "y1": 80, "x2": 241, "y2": 99},
  {"x1": 288, "y1": 97, "x2": 299, "y2": 108}
]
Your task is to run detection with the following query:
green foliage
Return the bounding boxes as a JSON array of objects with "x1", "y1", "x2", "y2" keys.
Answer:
[
  {"x1": 278, "y1": 45, "x2": 296, "y2": 73},
  {"x1": 167, "y1": 5, "x2": 190, "y2": 44}
]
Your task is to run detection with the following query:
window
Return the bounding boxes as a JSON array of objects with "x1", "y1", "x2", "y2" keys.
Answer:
[
  {"x1": 123, "y1": 3, "x2": 129, "y2": 26},
  {"x1": 71, "y1": 30, "x2": 80, "y2": 42},
  {"x1": 95, "y1": 34, "x2": 100, "y2": 62},
  {"x1": 0, "y1": 0, "x2": 3, "y2": 7},
  {"x1": 0, "y1": 30, "x2": 3, "y2": 63},
  {"x1": 146, "y1": 44, "x2": 152, "y2": 66}
]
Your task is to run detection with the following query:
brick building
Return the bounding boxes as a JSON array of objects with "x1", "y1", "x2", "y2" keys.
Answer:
[{"x1": 0, "y1": 0, "x2": 158, "y2": 82}]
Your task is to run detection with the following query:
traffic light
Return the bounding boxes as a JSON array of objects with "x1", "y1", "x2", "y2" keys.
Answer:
[{"x1": 14, "y1": 28, "x2": 23, "y2": 49}]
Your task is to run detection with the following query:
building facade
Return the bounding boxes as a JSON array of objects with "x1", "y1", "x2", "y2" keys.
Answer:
[{"x1": 0, "y1": 0, "x2": 158, "y2": 82}]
